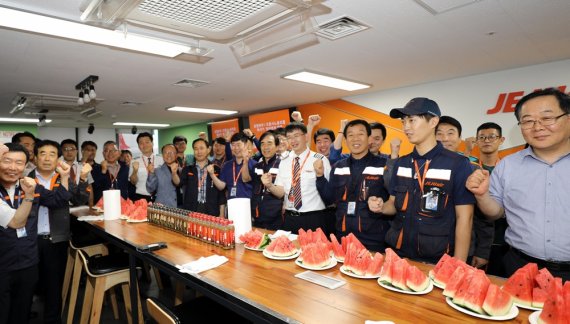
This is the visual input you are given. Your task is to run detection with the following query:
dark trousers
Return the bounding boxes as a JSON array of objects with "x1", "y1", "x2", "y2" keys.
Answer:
[
  {"x1": 0, "y1": 265, "x2": 38, "y2": 324},
  {"x1": 37, "y1": 238, "x2": 68, "y2": 324},
  {"x1": 503, "y1": 247, "x2": 570, "y2": 282},
  {"x1": 487, "y1": 244, "x2": 509, "y2": 277},
  {"x1": 283, "y1": 210, "x2": 327, "y2": 235}
]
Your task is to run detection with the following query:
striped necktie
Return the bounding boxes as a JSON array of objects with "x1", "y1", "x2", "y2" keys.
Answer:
[{"x1": 292, "y1": 156, "x2": 302, "y2": 210}]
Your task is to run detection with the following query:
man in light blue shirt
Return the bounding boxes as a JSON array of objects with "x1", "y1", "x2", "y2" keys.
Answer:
[{"x1": 467, "y1": 88, "x2": 570, "y2": 280}]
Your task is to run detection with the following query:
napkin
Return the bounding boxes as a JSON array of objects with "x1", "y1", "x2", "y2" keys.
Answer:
[
  {"x1": 69, "y1": 206, "x2": 89, "y2": 213},
  {"x1": 177, "y1": 255, "x2": 228, "y2": 274},
  {"x1": 77, "y1": 215, "x2": 105, "y2": 222},
  {"x1": 269, "y1": 230, "x2": 298, "y2": 241}
]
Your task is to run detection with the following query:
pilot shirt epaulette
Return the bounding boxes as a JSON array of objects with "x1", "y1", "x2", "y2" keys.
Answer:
[{"x1": 313, "y1": 153, "x2": 325, "y2": 159}]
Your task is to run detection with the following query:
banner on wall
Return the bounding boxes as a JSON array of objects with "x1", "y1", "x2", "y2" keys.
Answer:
[
  {"x1": 0, "y1": 131, "x2": 19, "y2": 144},
  {"x1": 210, "y1": 119, "x2": 240, "y2": 140},
  {"x1": 248, "y1": 109, "x2": 290, "y2": 137}
]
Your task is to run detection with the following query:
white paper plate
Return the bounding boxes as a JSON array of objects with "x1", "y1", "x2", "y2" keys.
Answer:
[
  {"x1": 126, "y1": 218, "x2": 147, "y2": 223},
  {"x1": 428, "y1": 270, "x2": 445, "y2": 289},
  {"x1": 445, "y1": 297, "x2": 519, "y2": 321},
  {"x1": 339, "y1": 265, "x2": 380, "y2": 279},
  {"x1": 244, "y1": 244, "x2": 264, "y2": 252},
  {"x1": 334, "y1": 255, "x2": 344, "y2": 263},
  {"x1": 528, "y1": 310, "x2": 541, "y2": 324},
  {"x1": 295, "y1": 257, "x2": 337, "y2": 271},
  {"x1": 262, "y1": 249, "x2": 300, "y2": 260},
  {"x1": 514, "y1": 302, "x2": 541, "y2": 311},
  {"x1": 377, "y1": 278, "x2": 433, "y2": 295}
]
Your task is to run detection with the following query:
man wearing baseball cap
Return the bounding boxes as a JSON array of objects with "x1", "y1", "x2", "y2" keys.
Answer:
[{"x1": 368, "y1": 97, "x2": 475, "y2": 263}]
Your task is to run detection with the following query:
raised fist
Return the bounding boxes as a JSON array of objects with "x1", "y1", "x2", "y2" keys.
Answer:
[
  {"x1": 57, "y1": 161, "x2": 71, "y2": 177},
  {"x1": 170, "y1": 162, "x2": 179, "y2": 173},
  {"x1": 313, "y1": 159, "x2": 324, "y2": 177},
  {"x1": 243, "y1": 128, "x2": 253, "y2": 138},
  {"x1": 291, "y1": 111, "x2": 303, "y2": 122},
  {"x1": 261, "y1": 173, "x2": 273, "y2": 187},
  {"x1": 132, "y1": 161, "x2": 139, "y2": 171},
  {"x1": 466, "y1": 169, "x2": 490, "y2": 196},
  {"x1": 206, "y1": 164, "x2": 215, "y2": 175},
  {"x1": 368, "y1": 196, "x2": 384, "y2": 213},
  {"x1": 80, "y1": 162, "x2": 92, "y2": 180},
  {"x1": 307, "y1": 114, "x2": 321, "y2": 127},
  {"x1": 20, "y1": 176, "x2": 37, "y2": 195},
  {"x1": 101, "y1": 160, "x2": 108, "y2": 174}
]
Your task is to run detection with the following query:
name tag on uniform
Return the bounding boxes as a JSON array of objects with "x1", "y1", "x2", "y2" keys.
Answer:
[
  {"x1": 287, "y1": 195, "x2": 295, "y2": 209},
  {"x1": 16, "y1": 227, "x2": 27, "y2": 238},
  {"x1": 347, "y1": 201, "x2": 356, "y2": 215},
  {"x1": 230, "y1": 187, "x2": 237, "y2": 197}
]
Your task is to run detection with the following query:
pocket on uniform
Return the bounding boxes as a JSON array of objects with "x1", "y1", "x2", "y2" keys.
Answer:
[
  {"x1": 417, "y1": 221, "x2": 449, "y2": 259},
  {"x1": 393, "y1": 185, "x2": 409, "y2": 212}
]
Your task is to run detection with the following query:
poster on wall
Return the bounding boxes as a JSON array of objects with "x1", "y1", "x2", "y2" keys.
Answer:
[
  {"x1": 210, "y1": 119, "x2": 240, "y2": 140},
  {"x1": 0, "y1": 131, "x2": 19, "y2": 144},
  {"x1": 248, "y1": 109, "x2": 290, "y2": 137},
  {"x1": 118, "y1": 130, "x2": 159, "y2": 158}
]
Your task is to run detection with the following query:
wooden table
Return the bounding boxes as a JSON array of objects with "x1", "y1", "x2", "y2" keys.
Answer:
[{"x1": 74, "y1": 210, "x2": 532, "y2": 323}]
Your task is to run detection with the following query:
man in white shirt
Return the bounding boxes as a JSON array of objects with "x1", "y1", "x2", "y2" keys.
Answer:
[
  {"x1": 129, "y1": 132, "x2": 163, "y2": 201},
  {"x1": 269, "y1": 122, "x2": 332, "y2": 234}
]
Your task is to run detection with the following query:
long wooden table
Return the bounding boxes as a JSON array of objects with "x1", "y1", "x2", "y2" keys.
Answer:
[{"x1": 74, "y1": 210, "x2": 531, "y2": 323}]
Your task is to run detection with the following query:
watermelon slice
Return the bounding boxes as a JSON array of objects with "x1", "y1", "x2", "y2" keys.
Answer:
[
  {"x1": 433, "y1": 257, "x2": 459, "y2": 288},
  {"x1": 406, "y1": 265, "x2": 429, "y2": 292},
  {"x1": 533, "y1": 287, "x2": 550, "y2": 308},
  {"x1": 352, "y1": 248, "x2": 372, "y2": 276},
  {"x1": 443, "y1": 267, "x2": 467, "y2": 298},
  {"x1": 391, "y1": 259, "x2": 410, "y2": 291},
  {"x1": 299, "y1": 242, "x2": 331, "y2": 268},
  {"x1": 452, "y1": 273, "x2": 475, "y2": 307},
  {"x1": 462, "y1": 270, "x2": 491, "y2": 314},
  {"x1": 365, "y1": 252, "x2": 384, "y2": 277},
  {"x1": 503, "y1": 267, "x2": 534, "y2": 307},
  {"x1": 535, "y1": 268, "x2": 554, "y2": 290},
  {"x1": 330, "y1": 234, "x2": 345, "y2": 262},
  {"x1": 432, "y1": 253, "x2": 452, "y2": 275},
  {"x1": 265, "y1": 236, "x2": 297, "y2": 257},
  {"x1": 379, "y1": 248, "x2": 401, "y2": 284},
  {"x1": 482, "y1": 284, "x2": 513, "y2": 316},
  {"x1": 239, "y1": 230, "x2": 270, "y2": 250},
  {"x1": 539, "y1": 278, "x2": 566, "y2": 324}
]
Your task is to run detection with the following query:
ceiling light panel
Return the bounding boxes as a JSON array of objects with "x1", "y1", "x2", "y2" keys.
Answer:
[
  {"x1": 0, "y1": 117, "x2": 52, "y2": 123},
  {"x1": 113, "y1": 122, "x2": 170, "y2": 127},
  {"x1": 167, "y1": 107, "x2": 238, "y2": 115},
  {"x1": 282, "y1": 70, "x2": 371, "y2": 91},
  {"x1": 138, "y1": 0, "x2": 272, "y2": 31}
]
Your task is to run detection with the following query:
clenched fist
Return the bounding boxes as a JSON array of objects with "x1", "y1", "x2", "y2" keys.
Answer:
[
  {"x1": 261, "y1": 173, "x2": 273, "y2": 187},
  {"x1": 206, "y1": 164, "x2": 215, "y2": 175},
  {"x1": 57, "y1": 161, "x2": 71, "y2": 177},
  {"x1": 313, "y1": 159, "x2": 324, "y2": 177},
  {"x1": 20, "y1": 176, "x2": 37, "y2": 196},
  {"x1": 80, "y1": 163, "x2": 92, "y2": 181},
  {"x1": 368, "y1": 196, "x2": 384, "y2": 213},
  {"x1": 466, "y1": 169, "x2": 490, "y2": 196}
]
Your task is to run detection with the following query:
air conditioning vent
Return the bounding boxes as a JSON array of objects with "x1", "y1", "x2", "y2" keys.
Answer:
[
  {"x1": 173, "y1": 79, "x2": 210, "y2": 88},
  {"x1": 316, "y1": 16, "x2": 369, "y2": 40}
]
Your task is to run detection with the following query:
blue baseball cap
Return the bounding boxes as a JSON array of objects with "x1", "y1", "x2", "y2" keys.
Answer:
[{"x1": 390, "y1": 97, "x2": 441, "y2": 119}]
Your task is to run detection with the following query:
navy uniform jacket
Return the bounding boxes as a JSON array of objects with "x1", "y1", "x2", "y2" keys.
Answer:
[
  {"x1": 316, "y1": 153, "x2": 389, "y2": 251},
  {"x1": 91, "y1": 161, "x2": 130, "y2": 204},
  {"x1": 0, "y1": 182, "x2": 72, "y2": 272},
  {"x1": 386, "y1": 142, "x2": 475, "y2": 263},
  {"x1": 249, "y1": 155, "x2": 282, "y2": 229},
  {"x1": 180, "y1": 162, "x2": 226, "y2": 217}
]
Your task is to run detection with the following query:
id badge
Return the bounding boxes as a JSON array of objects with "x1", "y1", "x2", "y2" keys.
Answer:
[
  {"x1": 230, "y1": 187, "x2": 237, "y2": 197},
  {"x1": 16, "y1": 227, "x2": 27, "y2": 238},
  {"x1": 347, "y1": 201, "x2": 356, "y2": 215},
  {"x1": 287, "y1": 195, "x2": 295, "y2": 209},
  {"x1": 422, "y1": 191, "x2": 439, "y2": 212}
]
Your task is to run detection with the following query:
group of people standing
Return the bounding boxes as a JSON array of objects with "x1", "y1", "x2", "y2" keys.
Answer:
[{"x1": 1, "y1": 87, "x2": 569, "y2": 324}]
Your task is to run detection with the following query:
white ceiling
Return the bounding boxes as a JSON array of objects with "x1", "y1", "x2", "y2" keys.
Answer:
[{"x1": 1, "y1": 0, "x2": 570, "y2": 129}]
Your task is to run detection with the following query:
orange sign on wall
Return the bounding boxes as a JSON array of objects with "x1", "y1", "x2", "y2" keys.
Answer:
[
  {"x1": 248, "y1": 109, "x2": 290, "y2": 138},
  {"x1": 210, "y1": 119, "x2": 240, "y2": 140}
]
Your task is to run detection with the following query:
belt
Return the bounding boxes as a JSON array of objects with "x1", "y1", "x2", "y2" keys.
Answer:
[
  {"x1": 511, "y1": 247, "x2": 570, "y2": 271},
  {"x1": 285, "y1": 210, "x2": 323, "y2": 217},
  {"x1": 38, "y1": 234, "x2": 51, "y2": 240}
]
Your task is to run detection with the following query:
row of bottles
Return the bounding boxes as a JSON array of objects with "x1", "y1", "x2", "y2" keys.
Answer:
[{"x1": 147, "y1": 204, "x2": 235, "y2": 249}]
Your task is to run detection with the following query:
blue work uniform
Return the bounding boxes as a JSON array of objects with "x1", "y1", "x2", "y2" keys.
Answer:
[
  {"x1": 385, "y1": 142, "x2": 475, "y2": 263},
  {"x1": 219, "y1": 159, "x2": 256, "y2": 200},
  {"x1": 249, "y1": 155, "x2": 283, "y2": 230},
  {"x1": 180, "y1": 162, "x2": 226, "y2": 216},
  {"x1": 317, "y1": 153, "x2": 389, "y2": 252}
]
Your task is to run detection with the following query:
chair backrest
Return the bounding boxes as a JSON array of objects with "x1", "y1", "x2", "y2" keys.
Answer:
[{"x1": 146, "y1": 298, "x2": 180, "y2": 324}]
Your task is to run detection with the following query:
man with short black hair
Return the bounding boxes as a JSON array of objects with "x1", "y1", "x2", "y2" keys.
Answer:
[
  {"x1": 369, "y1": 98, "x2": 475, "y2": 263},
  {"x1": 91, "y1": 141, "x2": 130, "y2": 203},
  {"x1": 269, "y1": 122, "x2": 332, "y2": 234},
  {"x1": 210, "y1": 137, "x2": 228, "y2": 167},
  {"x1": 436, "y1": 115, "x2": 479, "y2": 163},
  {"x1": 467, "y1": 88, "x2": 570, "y2": 280},
  {"x1": 61, "y1": 139, "x2": 92, "y2": 206},
  {"x1": 0, "y1": 143, "x2": 72, "y2": 324},
  {"x1": 129, "y1": 132, "x2": 163, "y2": 201},
  {"x1": 80, "y1": 141, "x2": 98, "y2": 167},
  {"x1": 11, "y1": 131, "x2": 36, "y2": 176},
  {"x1": 173, "y1": 135, "x2": 196, "y2": 168},
  {"x1": 146, "y1": 144, "x2": 180, "y2": 208}
]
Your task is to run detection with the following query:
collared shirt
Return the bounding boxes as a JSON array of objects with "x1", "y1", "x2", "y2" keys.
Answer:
[
  {"x1": 24, "y1": 161, "x2": 36, "y2": 177},
  {"x1": 274, "y1": 148, "x2": 331, "y2": 213},
  {"x1": 36, "y1": 172, "x2": 55, "y2": 234},
  {"x1": 490, "y1": 147, "x2": 570, "y2": 262},
  {"x1": 146, "y1": 164, "x2": 177, "y2": 208},
  {"x1": 196, "y1": 164, "x2": 207, "y2": 203},
  {"x1": 219, "y1": 159, "x2": 256, "y2": 199},
  {"x1": 68, "y1": 161, "x2": 94, "y2": 185},
  {"x1": 0, "y1": 184, "x2": 17, "y2": 228},
  {"x1": 129, "y1": 154, "x2": 164, "y2": 196}
]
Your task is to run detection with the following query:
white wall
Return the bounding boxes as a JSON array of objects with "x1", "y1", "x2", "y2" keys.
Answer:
[{"x1": 344, "y1": 59, "x2": 570, "y2": 148}]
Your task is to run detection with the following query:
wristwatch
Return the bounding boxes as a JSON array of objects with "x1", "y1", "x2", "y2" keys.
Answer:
[{"x1": 24, "y1": 197, "x2": 34, "y2": 202}]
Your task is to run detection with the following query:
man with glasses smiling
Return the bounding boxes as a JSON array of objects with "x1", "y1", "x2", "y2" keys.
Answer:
[
  {"x1": 91, "y1": 141, "x2": 130, "y2": 204},
  {"x1": 467, "y1": 88, "x2": 570, "y2": 280}
]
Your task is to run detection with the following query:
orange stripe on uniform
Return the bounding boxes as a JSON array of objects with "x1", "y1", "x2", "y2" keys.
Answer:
[
  {"x1": 401, "y1": 192, "x2": 409, "y2": 212},
  {"x1": 342, "y1": 214, "x2": 346, "y2": 232},
  {"x1": 396, "y1": 229, "x2": 403, "y2": 249}
]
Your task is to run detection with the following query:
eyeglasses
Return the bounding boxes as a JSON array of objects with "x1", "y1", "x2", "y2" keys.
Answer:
[
  {"x1": 285, "y1": 133, "x2": 304, "y2": 141},
  {"x1": 477, "y1": 134, "x2": 500, "y2": 142},
  {"x1": 62, "y1": 147, "x2": 77, "y2": 152},
  {"x1": 103, "y1": 149, "x2": 118, "y2": 153},
  {"x1": 518, "y1": 113, "x2": 568, "y2": 130}
]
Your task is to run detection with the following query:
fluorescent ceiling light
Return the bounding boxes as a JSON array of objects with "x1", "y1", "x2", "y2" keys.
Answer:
[
  {"x1": 167, "y1": 106, "x2": 238, "y2": 115},
  {"x1": 0, "y1": 117, "x2": 52, "y2": 123},
  {"x1": 0, "y1": 7, "x2": 191, "y2": 58},
  {"x1": 281, "y1": 70, "x2": 371, "y2": 91},
  {"x1": 113, "y1": 122, "x2": 170, "y2": 127}
]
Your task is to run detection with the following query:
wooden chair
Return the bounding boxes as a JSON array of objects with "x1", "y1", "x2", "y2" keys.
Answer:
[
  {"x1": 77, "y1": 250, "x2": 143, "y2": 324},
  {"x1": 63, "y1": 239, "x2": 112, "y2": 323}
]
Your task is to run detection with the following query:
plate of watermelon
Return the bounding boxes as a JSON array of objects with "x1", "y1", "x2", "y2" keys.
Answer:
[
  {"x1": 502, "y1": 263, "x2": 555, "y2": 311},
  {"x1": 377, "y1": 249, "x2": 433, "y2": 295},
  {"x1": 445, "y1": 297, "x2": 518, "y2": 321},
  {"x1": 340, "y1": 266, "x2": 380, "y2": 279},
  {"x1": 528, "y1": 310, "x2": 540, "y2": 324},
  {"x1": 262, "y1": 236, "x2": 299, "y2": 260},
  {"x1": 240, "y1": 230, "x2": 271, "y2": 251},
  {"x1": 295, "y1": 257, "x2": 337, "y2": 271}
]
